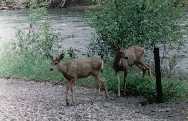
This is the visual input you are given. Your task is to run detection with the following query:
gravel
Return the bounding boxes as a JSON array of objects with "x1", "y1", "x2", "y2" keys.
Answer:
[{"x1": 0, "y1": 79, "x2": 187, "y2": 121}]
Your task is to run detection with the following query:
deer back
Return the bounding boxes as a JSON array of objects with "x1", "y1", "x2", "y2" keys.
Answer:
[
  {"x1": 126, "y1": 46, "x2": 144, "y2": 65},
  {"x1": 61, "y1": 57, "x2": 103, "y2": 79}
]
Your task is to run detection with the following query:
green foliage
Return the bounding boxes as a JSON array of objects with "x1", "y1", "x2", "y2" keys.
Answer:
[
  {"x1": 24, "y1": 0, "x2": 48, "y2": 8},
  {"x1": 77, "y1": 63, "x2": 187, "y2": 101},
  {"x1": 0, "y1": 52, "x2": 62, "y2": 81},
  {"x1": 0, "y1": 49, "x2": 186, "y2": 101},
  {"x1": 12, "y1": 7, "x2": 58, "y2": 57},
  {"x1": 84, "y1": 0, "x2": 103, "y2": 5},
  {"x1": 105, "y1": 64, "x2": 186, "y2": 101},
  {"x1": 0, "y1": 0, "x2": 16, "y2": 5},
  {"x1": 0, "y1": 6, "x2": 61, "y2": 80},
  {"x1": 89, "y1": 0, "x2": 184, "y2": 49}
]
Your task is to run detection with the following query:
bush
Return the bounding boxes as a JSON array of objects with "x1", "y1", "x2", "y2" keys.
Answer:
[
  {"x1": 12, "y1": 7, "x2": 59, "y2": 57},
  {"x1": 89, "y1": 0, "x2": 184, "y2": 49},
  {"x1": 0, "y1": 52, "x2": 62, "y2": 81},
  {"x1": 24, "y1": 0, "x2": 48, "y2": 8},
  {"x1": 0, "y1": 7, "x2": 62, "y2": 81},
  {"x1": 103, "y1": 64, "x2": 187, "y2": 101},
  {"x1": 77, "y1": 62, "x2": 187, "y2": 101}
]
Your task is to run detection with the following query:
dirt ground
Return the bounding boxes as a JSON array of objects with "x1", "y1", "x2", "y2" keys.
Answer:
[{"x1": 0, "y1": 79, "x2": 187, "y2": 121}]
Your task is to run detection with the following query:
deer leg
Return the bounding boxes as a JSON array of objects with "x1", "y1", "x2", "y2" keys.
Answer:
[
  {"x1": 93, "y1": 73, "x2": 102, "y2": 94},
  {"x1": 136, "y1": 63, "x2": 147, "y2": 77},
  {"x1": 98, "y1": 82, "x2": 101, "y2": 94},
  {"x1": 65, "y1": 81, "x2": 71, "y2": 106},
  {"x1": 142, "y1": 68, "x2": 146, "y2": 78},
  {"x1": 93, "y1": 75, "x2": 101, "y2": 94},
  {"x1": 142, "y1": 63, "x2": 150, "y2": 77},
  {"x1": 94, "y1": 75, "x2": 109, "y2": 98},
  {"x1": 117, "y1": 74, "x2": 121, "y2": 97},
  {"x1": 123, "y1": 71, "x2": 127, "y2": 91},
  {"x1": 70, "y1": 80, "x2": 76, "y2": 105},
  {"x1": 101, "y1": 79, "x2": 109, "y2": 98},
  {"x1": 146, "y1": 64, "x2": 151, "y2": 77}
]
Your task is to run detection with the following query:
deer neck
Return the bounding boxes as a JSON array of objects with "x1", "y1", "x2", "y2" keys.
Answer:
[
  {"x1": 56, "y1": 63, "x2": 67, "y2": 73},
  {"x1": 114, "y1": 55, "x2": 121, "y2": 64}
]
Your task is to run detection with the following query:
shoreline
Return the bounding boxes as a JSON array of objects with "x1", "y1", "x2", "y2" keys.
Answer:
[
  {"x1": 0, "y1": 2, "x2": 99, "y2": 11},
  {"x1": 0, "y1": 5, "x2": 24, "y2": 10}
]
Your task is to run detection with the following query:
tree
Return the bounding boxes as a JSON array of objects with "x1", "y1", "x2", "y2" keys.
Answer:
[
  {"x1": 90, "y1": 0, "x2": 183, "y2": 48},
  {"x1": 89, "y1": 0, "x2": 184, "y2": 102}
]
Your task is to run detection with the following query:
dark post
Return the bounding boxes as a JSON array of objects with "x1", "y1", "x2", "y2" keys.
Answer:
[{"x1": 153, "y1": 47, "x2": 163, "y2": 102}]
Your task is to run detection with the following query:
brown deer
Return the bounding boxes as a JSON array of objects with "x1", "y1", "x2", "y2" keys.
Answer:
[
  {"x1": 50, "y1": 51, "x2": 109, "y2": 105},
  {"x1": 113, "y1": 46, "x2": 150, "y2": 96}
]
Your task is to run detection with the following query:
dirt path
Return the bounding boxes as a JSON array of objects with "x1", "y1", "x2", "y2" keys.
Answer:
[{"x1": 0, "y1": 79, "x2": 187, "y2": 121}]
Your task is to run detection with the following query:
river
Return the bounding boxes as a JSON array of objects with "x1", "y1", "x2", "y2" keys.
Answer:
[{"x1": 0, "y1": 9, "x2": 94, "y2": 52}]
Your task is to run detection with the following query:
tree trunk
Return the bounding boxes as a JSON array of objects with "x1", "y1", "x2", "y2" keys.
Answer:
[{"x1": 153, "y1": 47, "x2": 163, "y2": 103}]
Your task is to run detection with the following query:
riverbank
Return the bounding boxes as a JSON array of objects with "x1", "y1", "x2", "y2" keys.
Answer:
[
  {"x1": 0, "y1": 5, "x2": 98, "y2": 11},
  {"x1": 0, "y1": 5, "x2": 24, "y2": 10},
  {"x1": 67, "y1": 5, "x2": 100, "y2": 11},
  {"x1": 0, "y1": 0, "x2": 98, "y2": 10},
  {"x1": 0, "y1": 0, "x2": 25, "y2": 10},
  {"x1": 1, "y1": 0, "x2": 188, "y2": 11}
]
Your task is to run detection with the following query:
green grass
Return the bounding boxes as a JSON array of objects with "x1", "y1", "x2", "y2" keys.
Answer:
[
  {"x1": 102, "y1": 64, "x2": 188, "y2": 101},
  {"x1": 0, "y1": 51, "x2": 62, "y2": 81},
  {"x1": 0, "y1": 51, "x2": 187, "y2": 102},
  {"x1": 71, "y1": 62, "x2": 188, "y2": 101}
]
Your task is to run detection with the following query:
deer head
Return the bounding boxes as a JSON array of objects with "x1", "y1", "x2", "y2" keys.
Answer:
[
  {"x1": 50, "y1": 51, "x2": 65, "y2": 71},
  {"x1": 116, "y1": 48, "x2": 128, "y2": 60},
  {"x1": 52, "y1": 53, "x2": 65, "y2": 65}
]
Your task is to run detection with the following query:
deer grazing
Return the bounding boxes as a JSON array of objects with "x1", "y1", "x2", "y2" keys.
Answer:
[
  {"x1": 113, "y1": 46, "x2": 150, "y2": 96},
  {"x1": 49, "y1": 51, "x2": 109, "y2": 105}
]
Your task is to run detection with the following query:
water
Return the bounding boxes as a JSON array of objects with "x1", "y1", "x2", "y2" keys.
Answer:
[
  {"x1": 0, "y1": 9, "x2": 94, "y2": 52},
  {"x1": 0, "y1": 9, "x2": 188, "y2": 78}
]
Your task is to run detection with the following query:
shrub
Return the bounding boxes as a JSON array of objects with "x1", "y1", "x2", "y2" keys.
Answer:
[
  {"x1": 103, "y1": 64, "x2": 187, "y2": 101},
  {"x1": 0, "y1": 6, "x2": 61, "y2": 81},
  {"x1": 89, "y1": 0, "x2": 184, "y2": 49},
  {"x1": 77, "y1": 63, "x2": 187, "y2": 101},
  {"x1": 12, "y1": 7, "x2": 59, "y2": 57}
]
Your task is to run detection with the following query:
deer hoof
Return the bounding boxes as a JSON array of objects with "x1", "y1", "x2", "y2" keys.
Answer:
[
  {"x1": 71, "y1": 101, "x2": 76, "y2": 106},
  {"x1": 117, "y1": 92, "x2": 121, "y2": 97},
  {"x1": 106, "y1": 96, "x2": 114, "y2": 100},
  {"x1": 66, "y1": 102, "x2": 70, "y2": 106},
  {"x1": 66, "y1": 100, "x2": 70, "y2": 106},
  {"x1": 121, "y1": 89, "x2": 127, "y2": 96},
  {"x1": 70, "y1": 103, "x2": 76, "y2": 106},
  {"x1": 105, "y1": 94, "x2": 110, "y2": 99}
]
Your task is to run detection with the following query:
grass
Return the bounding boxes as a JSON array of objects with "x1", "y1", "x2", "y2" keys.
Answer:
[
  {"x1": 0, "y1": 49, "x2": 187, "y2": 102},
  {"x1": 0, "y1": 51, "x2": 62, "y2": 81},
  {"x1": 101, "y1": 64, "x2": 188, "y2": 101}
]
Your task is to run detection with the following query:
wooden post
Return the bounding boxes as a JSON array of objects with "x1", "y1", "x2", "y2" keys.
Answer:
[{"x1": 153, "y1": 47, "x2": 163, "y2": 102}]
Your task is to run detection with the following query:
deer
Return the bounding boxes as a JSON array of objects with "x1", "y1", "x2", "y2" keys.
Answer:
[
  {"x1": 113, "y1": 46, "x2": 150, "y2": 97},
  {"x1": 49, "y1": 51, "x2": 109, "y2": 106}
]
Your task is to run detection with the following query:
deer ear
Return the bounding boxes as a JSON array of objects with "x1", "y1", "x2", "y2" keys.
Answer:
[
  {"x1": 59, "y1": 51, "x2": 65, "y2": 60},
  {"x1": 117, "y1": 45, "x2": 121, "y2": 50},
  {"x1": 112, "y1": 41, "x2": 121, "y2": 51}
]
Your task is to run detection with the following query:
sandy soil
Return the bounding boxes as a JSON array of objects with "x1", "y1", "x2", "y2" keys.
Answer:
[{"x1": 0, "y1": 79, "x2": 187, "y2": 121}]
